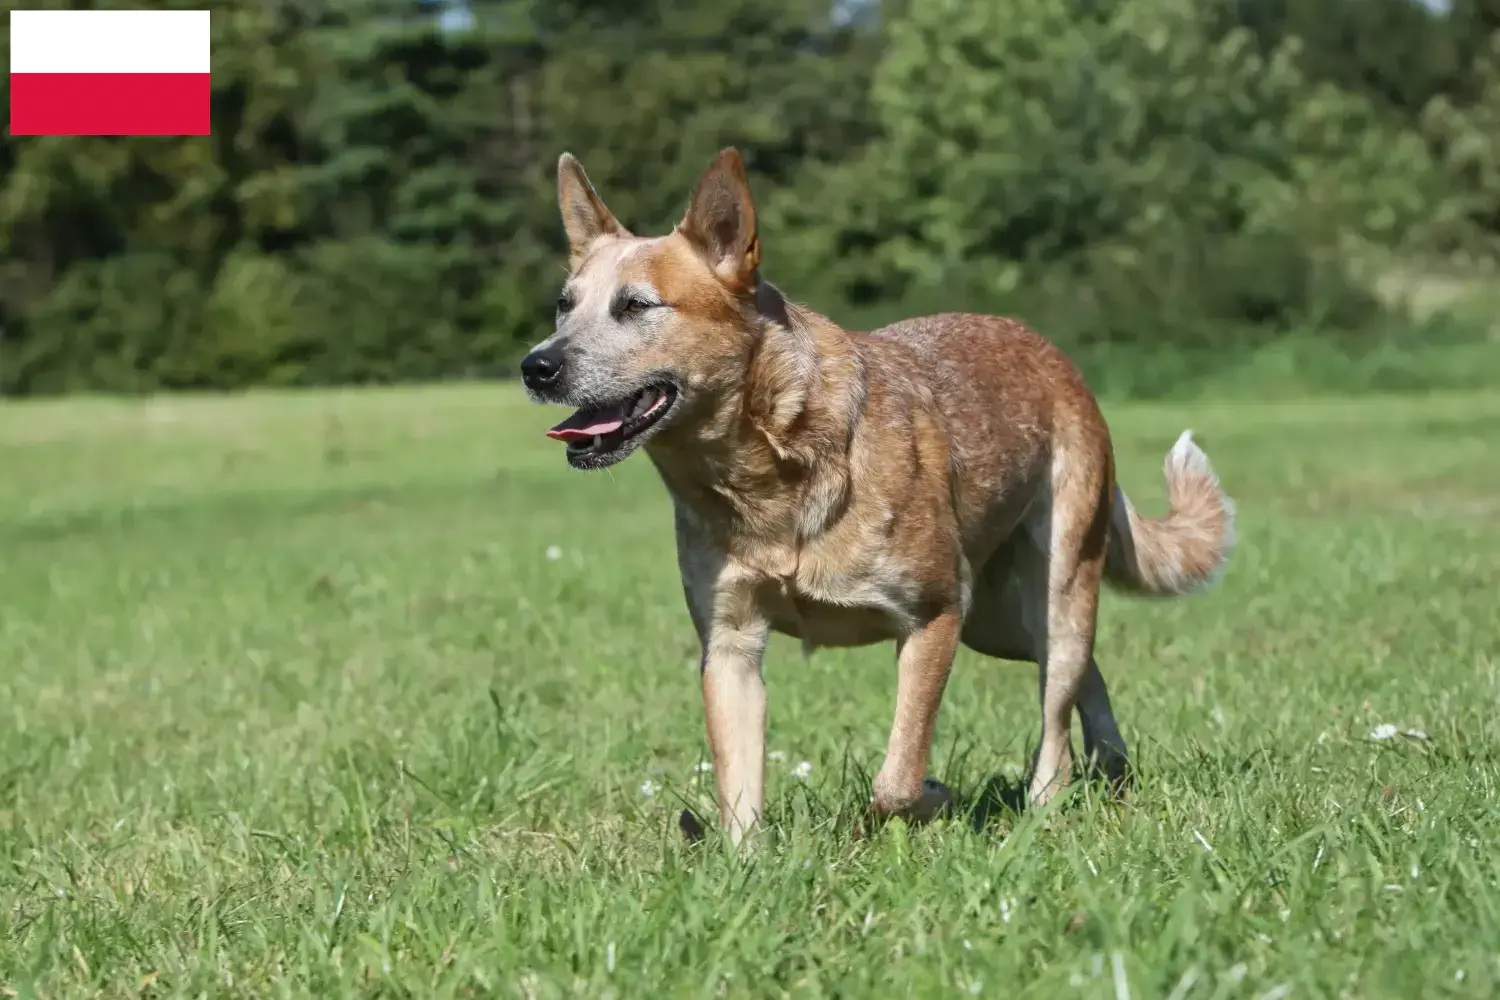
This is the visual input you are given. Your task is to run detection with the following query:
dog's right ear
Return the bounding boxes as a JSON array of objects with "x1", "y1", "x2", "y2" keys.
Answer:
[{"x1": 557, "y1": 153, "x2": 628, "y2": 267}]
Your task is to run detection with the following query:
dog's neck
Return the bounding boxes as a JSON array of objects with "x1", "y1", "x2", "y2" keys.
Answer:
[
  {"x1": 744, "y1": 283, "x2": 856, "y2": 458},
  {"x1": 647, "y1": 282, "x2": 864, "y2": 544}
]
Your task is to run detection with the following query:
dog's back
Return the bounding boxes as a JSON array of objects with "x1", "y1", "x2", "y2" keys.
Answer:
[{"x1": 843, "y1": 312, "x2": 1097, "y2": 570}]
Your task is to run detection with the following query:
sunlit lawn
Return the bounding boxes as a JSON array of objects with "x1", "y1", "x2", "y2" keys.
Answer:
[{"x1": 2, "y1": 385, "x2": 1498, "y2": 997}]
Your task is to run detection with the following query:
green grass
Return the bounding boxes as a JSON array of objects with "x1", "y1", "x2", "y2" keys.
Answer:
[{"x1": 2, "y1": 384, "x2": 1499, "y2": 998}]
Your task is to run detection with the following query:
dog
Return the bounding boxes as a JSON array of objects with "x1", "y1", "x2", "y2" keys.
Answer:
[{"x1": 521, "y1": 148, "x2": 1235, "y2": 845}]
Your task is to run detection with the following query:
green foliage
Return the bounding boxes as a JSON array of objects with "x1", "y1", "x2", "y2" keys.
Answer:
[
  {"x1": 768, "y1": 0, "x2": 1462, "y2": 356},
  {"x1": 1, "y1": 0, "x2": 1498, "y2": 394},
  {"x1": 1424, "y1": 33, "x2": 1500, "y2": 244},
  {"x1": 1233, "y1": 0, "x2": 1473, "y2": 115}
]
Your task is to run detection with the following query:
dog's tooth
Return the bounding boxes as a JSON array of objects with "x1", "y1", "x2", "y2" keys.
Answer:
[{"x1": 593, "y1": 434, "x2": 602, "y2": 449}]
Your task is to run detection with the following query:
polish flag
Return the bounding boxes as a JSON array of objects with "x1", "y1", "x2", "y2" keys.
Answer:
[{"x1": 9, "y1": 9, "x2": 210, "y2": 136}]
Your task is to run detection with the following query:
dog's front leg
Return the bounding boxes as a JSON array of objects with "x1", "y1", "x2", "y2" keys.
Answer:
[
  {"x1": 701, "y1": 612, "x2": 769, "y2": 846},
  {"x1": 872, "y1": 607, "x2": 960, "y2": 821},
  {"x1": 671, "y1": 508, "x2": 770, "y2": 846}
]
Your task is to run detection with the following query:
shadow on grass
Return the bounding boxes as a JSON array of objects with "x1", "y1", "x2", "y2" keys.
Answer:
[
  {"x1": 956, "y1": 772, "x2": 1030, "y2": 832},
  {"x1": 675, "y1": 770, "x2": 1037, "y2": 845},
  {"x1": 672, "y1": 736, "x2": 1148, "y2": 846}
]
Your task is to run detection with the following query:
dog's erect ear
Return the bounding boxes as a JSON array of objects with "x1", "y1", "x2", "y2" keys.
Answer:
[
  {"x1": 558, "y1": 152, "x2": 628, "y2": 266},
  {"x1": 678, "y1": 148, "x2": 760, "y2": 291}
]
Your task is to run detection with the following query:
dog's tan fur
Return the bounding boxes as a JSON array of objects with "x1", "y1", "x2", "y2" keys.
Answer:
[{"x1": 525, "y1": 149, "x2": 1236, "y2": 843}]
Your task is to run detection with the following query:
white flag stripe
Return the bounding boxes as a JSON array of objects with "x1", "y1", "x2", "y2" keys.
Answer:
[{"x1": 10, "y1": 10, "x2": 210, "y2": 75}]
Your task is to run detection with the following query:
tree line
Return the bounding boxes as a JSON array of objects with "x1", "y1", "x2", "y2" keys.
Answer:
[{"x1": 3, "y1": 0, "x2": 1499, "y2": 396}]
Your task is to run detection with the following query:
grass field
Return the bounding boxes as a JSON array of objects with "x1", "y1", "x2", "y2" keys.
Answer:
[{"x1": 2, "y1": 384, "x2": 1499, "y2": 998}]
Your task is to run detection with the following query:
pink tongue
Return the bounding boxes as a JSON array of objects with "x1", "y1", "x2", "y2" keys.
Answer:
[{"x1": 545, "y1": 403, "x2": 626, "y2": 442}]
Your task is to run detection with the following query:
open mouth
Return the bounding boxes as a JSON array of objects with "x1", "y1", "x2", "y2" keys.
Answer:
[{"x1": 544, "y1": 382, "x2": 679, "y2": 466}]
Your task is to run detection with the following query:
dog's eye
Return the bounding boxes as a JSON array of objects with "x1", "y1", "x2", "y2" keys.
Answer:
[
  {"x1": 624, "y1": 297, "x2": 655, "y2": 314},
  {"x1": 556, "y1": 291, "x2": 575, "y2": 313}
]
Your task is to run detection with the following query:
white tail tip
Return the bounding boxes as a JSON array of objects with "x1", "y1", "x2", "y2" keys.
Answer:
[{"x1": 1167, "y1": 428, "x2": 1214, "y2": 479}]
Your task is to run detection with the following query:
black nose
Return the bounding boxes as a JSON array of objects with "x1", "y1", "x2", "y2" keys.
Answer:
[{"x1": 520, "y1": 348, "x2": 564, "y2": 390}]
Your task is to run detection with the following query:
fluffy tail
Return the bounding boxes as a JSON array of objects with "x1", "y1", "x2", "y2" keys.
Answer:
[{"x1": 1104, "y1": 430, "x2": 1236, "y2": 597}]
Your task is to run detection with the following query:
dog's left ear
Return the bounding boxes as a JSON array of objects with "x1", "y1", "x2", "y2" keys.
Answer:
[{"x1": 678, "y1": 148, "x2": 760, "y2": 291}]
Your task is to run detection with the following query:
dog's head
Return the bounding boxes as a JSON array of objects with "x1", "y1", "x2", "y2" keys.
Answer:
[{"x1": 522, "y1": 148, "x2": 763, "y2": 470}]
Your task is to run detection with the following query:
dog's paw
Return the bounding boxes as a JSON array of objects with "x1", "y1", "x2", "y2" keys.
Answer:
[
  {"x1": 907, "y1": 778, "x2": 954, "y2": 823},
  {"x1": 1082, "y1": 747, "x2": 1132, "y2": 800},
  {"x1": 678, "y1": 809, "x2": 706, "y2": 844},
  {"x1": 870, "y1": 777, "x2": 953, "y2": 826}
]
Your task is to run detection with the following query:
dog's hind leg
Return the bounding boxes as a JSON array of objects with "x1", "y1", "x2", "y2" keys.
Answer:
[
  {"x1": 1077, "y1": 658, "x2": 1128, "y2": 787},
  {"x1": 1028, "y1": 444, "x2": 1113, "y2": 808}
]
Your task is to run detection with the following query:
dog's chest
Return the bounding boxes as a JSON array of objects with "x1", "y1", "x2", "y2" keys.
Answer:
[{"x1": 757, "y1": 548, "x2": 918, "y2": 649}]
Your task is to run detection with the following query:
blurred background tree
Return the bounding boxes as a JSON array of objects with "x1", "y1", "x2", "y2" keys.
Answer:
[{"x1": 2, "y1": 0, "x2": 1497, "y2": 396}]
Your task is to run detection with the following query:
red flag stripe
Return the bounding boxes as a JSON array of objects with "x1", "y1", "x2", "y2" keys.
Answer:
[{"x1": 9, "y1": 73, "x2": 210, "y2": 136}]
